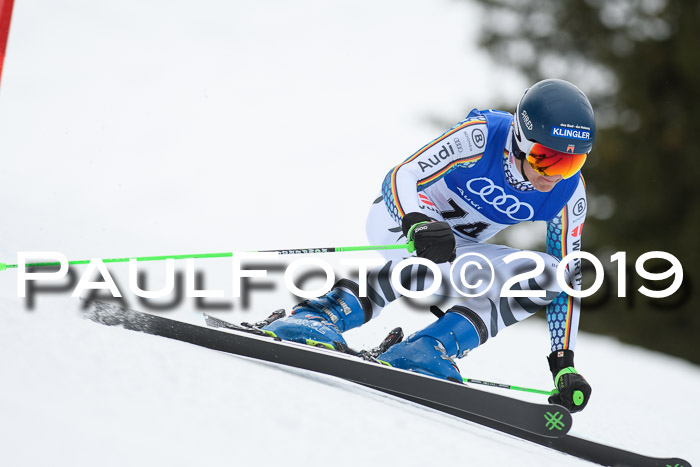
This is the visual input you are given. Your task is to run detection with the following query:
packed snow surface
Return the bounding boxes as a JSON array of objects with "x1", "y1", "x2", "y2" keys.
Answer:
[
  {"x1": 1, "y1": 284, "x2": 697, "y2": 467},
  {"x1": 1, "y1": 1, "x2": 698, "y2": 466}
]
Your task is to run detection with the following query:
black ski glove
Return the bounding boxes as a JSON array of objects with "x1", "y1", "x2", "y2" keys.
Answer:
[
  {"x1": 547, "y1": 349, "x2": 591, "y2": 413},
  {"x1": 402, "y1": 212, "x2": 456, "y2": 264}
]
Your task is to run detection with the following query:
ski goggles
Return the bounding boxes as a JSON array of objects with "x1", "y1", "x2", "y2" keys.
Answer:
[{"x1": 526, "y1": 143, "x2": 587, "y2": 179}]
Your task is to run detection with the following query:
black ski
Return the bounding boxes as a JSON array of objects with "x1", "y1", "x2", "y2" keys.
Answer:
[
  {"x1": 198, "y1": 312, "x2": 693, "y2": 467},
  {"x1": 82, "y1": 300, "x2": 570, "y2": 438},
  {"x1": 391, "y1": 391, "x2": 691, "y2": 467},
  {"x1": 85, "y1": 302, "x2": 692, "y2": 467}
]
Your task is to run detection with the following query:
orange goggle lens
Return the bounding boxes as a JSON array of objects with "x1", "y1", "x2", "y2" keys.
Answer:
[{"x1": 526, "y1": 143, "x2": 587, "y2": 179}]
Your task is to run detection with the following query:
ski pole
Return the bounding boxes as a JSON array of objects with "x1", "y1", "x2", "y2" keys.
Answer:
[
  {"x1": 463, "y1": 377, "x2": 553, "y2": 396},
  {"x1": 0, "y1": 241, "x2": 415, "y2": 271}
]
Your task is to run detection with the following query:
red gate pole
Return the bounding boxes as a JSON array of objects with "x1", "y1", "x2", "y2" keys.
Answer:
[{"x1": 0, "y1": 0, "x2": 16, "y2": 89}]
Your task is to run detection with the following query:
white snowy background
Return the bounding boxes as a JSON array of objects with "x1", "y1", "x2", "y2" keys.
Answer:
[{"x1": 1, "y1": 1, "x2": 698, "y2": 466}]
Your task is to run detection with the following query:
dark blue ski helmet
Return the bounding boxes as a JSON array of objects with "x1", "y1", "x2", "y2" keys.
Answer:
[{"x1": 512, "y1": 79, "x2": 596, "y2": 159}]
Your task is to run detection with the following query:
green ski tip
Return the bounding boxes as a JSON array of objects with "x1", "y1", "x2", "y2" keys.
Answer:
[
  {"x1": 573, "y1": 390, "x2": 585, "y2": 406},
  {"x1": 0, "y1": 263, "x2": 6, "y2": 272}
]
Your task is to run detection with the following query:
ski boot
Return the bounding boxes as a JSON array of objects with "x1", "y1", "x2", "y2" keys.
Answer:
[
  {"x1": 262, "y1": 279, "x2": 372, "y2": 349},
  {"x1": 378, "y1": 307, "x2": 486, "y2": 382}
]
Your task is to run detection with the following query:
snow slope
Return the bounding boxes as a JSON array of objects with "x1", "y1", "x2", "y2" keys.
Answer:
[
  {"x1": 1, "y1": 281, "x2": 698, "y2": 467},
  {"x1": 0, "y1": 1, "x2": 698, "y2": 466},
  {"x1": 1, "y1": 297, "x2": 591, "y2": 467}
]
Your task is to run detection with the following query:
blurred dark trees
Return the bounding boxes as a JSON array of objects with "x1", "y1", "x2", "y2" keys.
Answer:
[{"x1": 470, "y1": 0, "x2": 699, "y2": 363}]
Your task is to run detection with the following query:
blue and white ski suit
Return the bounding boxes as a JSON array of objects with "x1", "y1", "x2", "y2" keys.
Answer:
[{"x1": 364, "y1": 109, "x2": 587, "y2": 353}]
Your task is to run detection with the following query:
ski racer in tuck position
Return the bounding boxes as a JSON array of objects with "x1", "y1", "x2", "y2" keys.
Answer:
[{"x1": 264, "y1": 78, "x2": 595, "y2": 413}]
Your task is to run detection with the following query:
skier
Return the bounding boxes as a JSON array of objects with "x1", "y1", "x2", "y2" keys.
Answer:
[{"x1": 264, "y1": 79, "x2": 594, "y2": 413}]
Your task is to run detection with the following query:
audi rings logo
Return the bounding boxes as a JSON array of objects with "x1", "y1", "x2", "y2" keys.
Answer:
[{"x1": 466, "y1": 177, "x2": 534, "y2": 221}]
